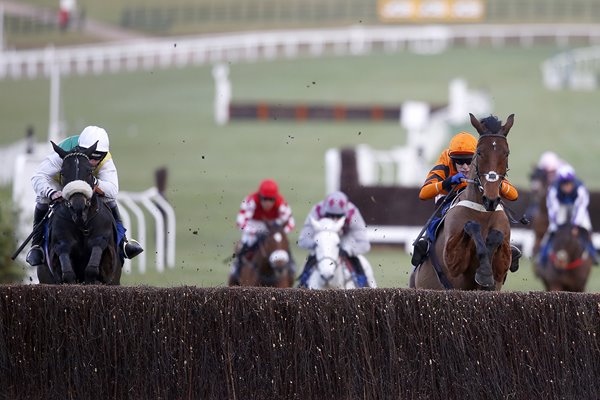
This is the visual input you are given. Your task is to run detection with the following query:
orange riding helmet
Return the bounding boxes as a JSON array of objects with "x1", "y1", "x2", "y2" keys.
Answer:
[{"x1": 448, "y1": 132, "x2": 477, "y2": 157}]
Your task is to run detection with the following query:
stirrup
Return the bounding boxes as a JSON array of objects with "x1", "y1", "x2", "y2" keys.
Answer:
[
  {"x1": 123, "y1": 239, "x2": 143, "y2": 259},
  {"x1": 26, "y1": 245, "x2": 45, "y2": 266}
]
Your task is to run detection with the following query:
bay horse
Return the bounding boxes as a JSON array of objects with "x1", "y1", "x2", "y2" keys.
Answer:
[
  {"x1": 534, "y1": 224, "x2": 593, "y2": 292},
  {"x1": 237, "y1": 221, "x2": 294, "y2": 287},
  {"x1": 527, "y1": 167, "x2": 551, "y2": 258},
  {"x1": 37, "y1": 141, "x2": 122, "y2": 284},
  {"x1": 410, "y1": 113, "x2": 514, "y2": 291},
  {"x1": 304, "y1": 217, "x2": 377, "y2": 289}
]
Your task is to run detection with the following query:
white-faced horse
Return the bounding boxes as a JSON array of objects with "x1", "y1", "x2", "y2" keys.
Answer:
[{"x1": 305, "y1": 217, "x2": 377, "y2": 289}]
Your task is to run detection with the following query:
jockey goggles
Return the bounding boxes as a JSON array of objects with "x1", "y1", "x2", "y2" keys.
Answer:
[
  {"x1": 259, "y1": 195, "x2": 276, "y2": 202},
  {"x1": 90, "y1": 151, "x2": 107, "y2": 161},
  {"x1": 451, "y1": 156, "x2": 472, "y2": 166},
  {"x1": 324, "y1": 212, "x2": 345, "y2": 219}
]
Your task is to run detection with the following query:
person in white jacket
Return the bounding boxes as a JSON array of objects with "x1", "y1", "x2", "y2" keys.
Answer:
[
  {"x1": 26, "y1": 126, "x2": 143, "y2": 266},
  {"x1": 297, "y1": 191, "x2": 371, "y2": 287}
]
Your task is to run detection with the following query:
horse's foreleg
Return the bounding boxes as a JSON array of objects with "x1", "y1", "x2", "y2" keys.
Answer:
[
  {"x1": 486, "y1": 229, "x2": 504, "y2": 263},
  {"x1": 85, "y1": 246, "x2": 103, "y2": 283},
  {"x1": 238, "y1": 261, "x2": 258, "y2": 286},
  {"x1": 464, "y1": 221, "x2": 494, "y2": 289},
  {"x1": 486, "y1": 229, "x2": 507, "y2": 288},
  {"x1": 85, "y1": 237, "x2": 109, "y2": 284},
  {"x1": 55, "y1": 242, "x2": 75, "y2": 283},
  {"x1": 58, "y1": 253, "x2": 75, "y2": 283}
]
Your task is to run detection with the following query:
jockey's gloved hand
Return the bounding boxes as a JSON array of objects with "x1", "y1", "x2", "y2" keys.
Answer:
[
  {"x1": 442, "y1": 172, "x2": 466, "y2": 191},
  {"x1": 47, "y1": 190, "x2": 63, "y2": 203}
]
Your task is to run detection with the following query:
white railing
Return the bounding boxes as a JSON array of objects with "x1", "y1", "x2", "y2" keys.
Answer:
[
  {"x1": 118, "y1": 187, "x2": 176, "y2": 274},
  {"x1": 3, "y1": 24, "x2": 600, "y2": 80},
  {"x1": 0, "y1": 138, "x2": 31, "y2": 186},
  {"x1": 542, "y1": 45, "x2": 600, "y2": 90}
]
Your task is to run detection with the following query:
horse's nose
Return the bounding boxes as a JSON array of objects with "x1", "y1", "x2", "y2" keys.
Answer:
[{"x1": 482, "y1": 196, "x2": 500, "y2": 212}]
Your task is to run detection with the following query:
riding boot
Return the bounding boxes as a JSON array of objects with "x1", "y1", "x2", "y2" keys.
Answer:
[
  {"x1": 26, "y1": 205, "x2": 48, "y2": 266},
  {"x1": 110, "y1": 204, "x2": 143, "y2": 259},
  {"x1": 411, "y1": 238, "x2": 430, "y2": 267},
  {"x1": 297, "y1": 255, "x2": 317, "y2": 288},
  {"x1": 509, "y1": 245, "x2": 522, "y2": 272},
  {"x1": 348, "y1": 256, "x2": 368, "y2": 288}
]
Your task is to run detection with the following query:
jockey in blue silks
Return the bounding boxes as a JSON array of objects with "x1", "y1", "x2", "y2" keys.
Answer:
[
  {"x1": 26, "y1": 126, "x2": 143, "y2": 267},
  {"x1": 539, "y1": 164, "x2": 598, "y2": 266}
]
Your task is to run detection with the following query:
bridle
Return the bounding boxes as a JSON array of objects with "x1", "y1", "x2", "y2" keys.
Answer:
[
  {"x1": 469, "y1": 133, "x2": 509, "y2": 194},
  {"x1": 59, "y1": 151, "x2": 97, "y2": 227}
]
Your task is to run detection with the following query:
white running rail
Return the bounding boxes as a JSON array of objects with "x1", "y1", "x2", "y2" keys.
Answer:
[
  {"x1": 542, "y1": 45, "x2": 600, "y2": 90},
  {"x1": 2, "y1": 24, "x2": 600, "y2": 80}
]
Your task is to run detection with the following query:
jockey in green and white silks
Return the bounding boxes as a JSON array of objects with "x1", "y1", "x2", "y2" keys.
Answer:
[{"x1": 26, "y1": 126, "x2": 143, "y2": 267}]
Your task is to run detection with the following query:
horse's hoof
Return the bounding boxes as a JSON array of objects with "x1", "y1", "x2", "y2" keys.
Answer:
[
  {"x1": 85, "y1": 268, "x2": 99, "y2": 284},
  {"x1": 475, "y1": 272, "x2": 495, "y2": 289},
  {"x1": 62, "y1": 271, "x2": 76, "y2": 283}
]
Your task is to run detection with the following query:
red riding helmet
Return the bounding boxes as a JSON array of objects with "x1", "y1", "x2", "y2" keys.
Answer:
[{"x1": 258, "y1": 179, "x2": 279, "y2": 198}]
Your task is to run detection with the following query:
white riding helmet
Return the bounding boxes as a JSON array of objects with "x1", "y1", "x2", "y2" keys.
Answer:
[
  {"x1": 538, "y1": 151, "x2": 561, "y2": 172},
  {"x1": 78, "y1": 126, "x2": 110, "y2": 153}
]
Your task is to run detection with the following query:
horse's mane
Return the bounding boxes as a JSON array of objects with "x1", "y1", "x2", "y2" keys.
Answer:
[{"x1": 478, "y1": 115, "x2": 502, "y2": 135}]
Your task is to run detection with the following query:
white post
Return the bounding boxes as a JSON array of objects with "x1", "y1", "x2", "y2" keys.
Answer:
[
  {"x1": 400, "y1": 101, "x2": 430, "y2": 185},
  {"x1": 447, "y1": 78, "x2": 468, "y2": 125},
  {"x1": 212, "y1": 63, "x2": 231, "y2": 125},
  {"x1": 0, "y1": 4, "x2": 4, "y2": 52},
  {"x1": 48, "y1": 62, "x2": 61, "y2": 143}
]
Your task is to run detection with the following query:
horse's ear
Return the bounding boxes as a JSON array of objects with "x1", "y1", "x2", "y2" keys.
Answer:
[
  {"x1": 51, "y1": 141, "x2": 68, "y2": 159},
  {"x1": 500, "y1": 114, "x2": 515, "y2": 137},
  {"x1": 469, "y1": 113, "x2": 485, "y2": 136},
  {"x1": 83, "y1": 141, "x2": 98, "y2": 157}
]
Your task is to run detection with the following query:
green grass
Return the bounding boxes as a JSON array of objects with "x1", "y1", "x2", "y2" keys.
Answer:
[{"x1": 2, "y1": 45, "x2": 600, "y2": 291}]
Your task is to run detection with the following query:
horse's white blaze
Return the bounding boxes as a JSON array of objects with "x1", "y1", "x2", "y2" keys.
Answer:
[
  {"x1": 273, "y1": 232, "x2": 283, "y2": 243},
  {"x1": 269, "y1": 249, "x2": 289, "y2": 265}
]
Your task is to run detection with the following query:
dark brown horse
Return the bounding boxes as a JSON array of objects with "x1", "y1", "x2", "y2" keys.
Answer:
[
  {"x1": 534, "y1": 224, "x2": 592, "y2": 292},
  {"x1": 237, "y1": 222, "x2": 294, "y2": 287},
  {"x1": 37, "y1": 142, "x2": 122, "y2": 285},
  {"x1": 410, "y1": 113, "x2": 514, "y2": 290}
]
